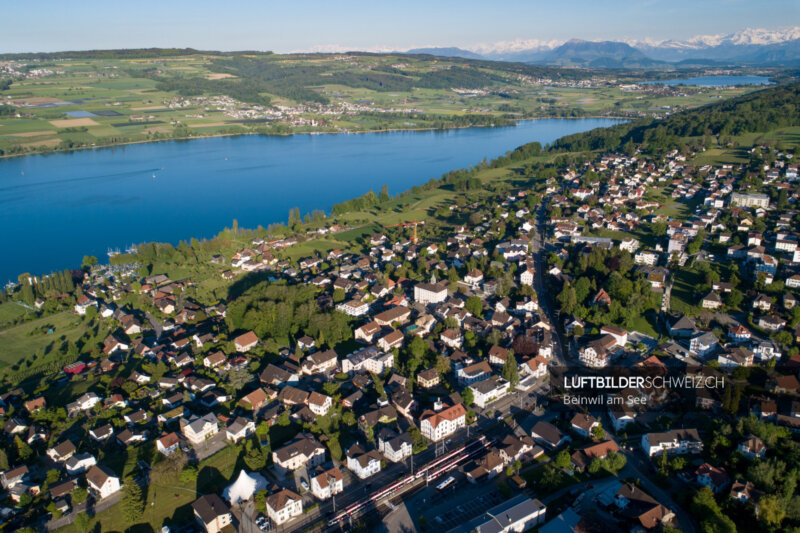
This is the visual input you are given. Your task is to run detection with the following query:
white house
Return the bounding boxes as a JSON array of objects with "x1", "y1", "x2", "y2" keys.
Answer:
[
  {"x1": 86, "y1": 465, "x2": 121, "y2": 500},
  {"x1": 193, "y1": 493, "x2": 233, "y2": 533},
  {"x1": 311, "y1": 467, "x2": 344, "y2": 501},
  {"x1": 157, "y1": 432, "x2": 181, "y2": 456},
  {"x1": 641, "y1": 429, "x2": 702, "y2": 457},
  {"x1": 307, "y1": 392, "x2": 333, "y2": 416},
  {"x1": 609, "y1": 406, "x2": 635, "y2": 431},
  {"x1": 737, "y1": 435, "x2": 766, "y2": 459},
  {"x1": 272, "y1": 434, "x2": 326, "y2": 473},
  {"x1": 336, "y1": 300, "x2": 370, "y2": 317},
  {"x1": 65, "y1": 453, "x2": 96, "y2": 475},
  {"x1": 266, "y1": 489, "x2": 303, "y2": 525},
  {"x1": 689, "y1": 331, "x2": 719, "y2": 358},
  {"x1": 520, "y1": 267, "x2": 535, "y2": 287},
  {"x1": 469, "y1": 375, "x2": 509, "y2": 409},
  {"x1": 413, "y1": 280, "x2": 449, "y2": 304},
  {"x1": 225, "y1": 418, "x2": 256, "y2": 443},
  {"x1": 346, "y1": 446, "x2": 383, "y2": 480},
  {"x1": 570, "y1": 413, "x2": 600, "y2": 438},
  {"x1": 377, "y1": 431, "x2": 413, "y2": 463},
  {"x1": 599, "y1": 325, "x2": 628, "y2": 347},
  {"x1": 181, "y1": 413, "x2": 219, "y2": 446},
  {"x1": 420, "y1": 403, "x2": 467, "y2": 441}
]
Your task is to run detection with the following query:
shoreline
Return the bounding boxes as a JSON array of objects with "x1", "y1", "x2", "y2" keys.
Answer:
[
  {"x1": 0, "y1": 115, "x2": 629, "y2": 162},
  {"x1": 0, "y1": 115, "x2": 628, "y2": 283}
]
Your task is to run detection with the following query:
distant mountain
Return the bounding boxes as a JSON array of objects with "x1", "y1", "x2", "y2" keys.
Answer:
[
  {"x1": 470, "y1": 27, "x2": 800, "y2": 67},
  {"x1": 531, "y1": 40, "x2": 667, "y2": 68},
  {"x1": 404, "y1": 47, "x2": 483, "y2": 59}
]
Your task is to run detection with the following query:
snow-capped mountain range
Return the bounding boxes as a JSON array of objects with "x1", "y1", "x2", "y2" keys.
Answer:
[
  {"x1": 407, "y1": 27, "x2": 800, "y2": 66},
  {"x1": 302, "y1": 27, "x2": 800, "y2": 67},
  {"x1": 469, "y1": 27, "x2": 800, "y2": 56}
]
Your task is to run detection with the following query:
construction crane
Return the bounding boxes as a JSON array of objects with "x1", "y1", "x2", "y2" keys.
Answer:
[{"x1": 384, "y1": 220, "x2": 425, "y2": 244}]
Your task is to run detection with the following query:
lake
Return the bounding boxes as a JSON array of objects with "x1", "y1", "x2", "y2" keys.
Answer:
[
  {"x1": 642, "y1": 75, "x2": 772, "y2": 87},
  {"x1": 0, "y1": 118, "x2": 622, "y2": 281}
]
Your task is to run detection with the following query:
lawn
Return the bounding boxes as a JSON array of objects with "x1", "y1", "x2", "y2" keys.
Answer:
[
  {"x1": 0, "y1": 301, "x2": 30, "y2": 325},
  {"x1": 627, "y1": 314, "x2": 660, "y2": 338},
  {"x1": 59, "y1": 445, "x2": 241, "y2": 533},
  {"x1": 670, "y1": 268, "x2": 703, "y2": 316},
  {"x1": 0, "y1": 311, "x2": 87, "y2": 371}
]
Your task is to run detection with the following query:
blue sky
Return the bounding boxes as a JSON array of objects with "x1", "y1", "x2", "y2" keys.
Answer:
[{"x1": 1, "y1": 0, "x2": 797, "y2": 53}]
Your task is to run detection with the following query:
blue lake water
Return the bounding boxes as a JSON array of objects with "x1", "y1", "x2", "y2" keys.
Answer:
[
  {"x1": 0, "y1": 118, "x2": 622, "y2": 281},
  {"x1": 642, "y1": 75, "x2": 772, "y2": 87}
]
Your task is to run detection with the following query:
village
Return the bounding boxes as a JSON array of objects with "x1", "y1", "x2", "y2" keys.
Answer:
[{"x1": 0, "y1": 132, "x2": 799, "y2": 533}]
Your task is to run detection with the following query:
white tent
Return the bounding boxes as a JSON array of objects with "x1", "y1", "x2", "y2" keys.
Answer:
[{"x1": 223, "y1": 470, "x2": 268, "y2": 504}]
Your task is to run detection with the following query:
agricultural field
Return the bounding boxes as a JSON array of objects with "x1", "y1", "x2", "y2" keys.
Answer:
[{"x1": 0, "y1": 51, "x2": 777, "y2": 157}]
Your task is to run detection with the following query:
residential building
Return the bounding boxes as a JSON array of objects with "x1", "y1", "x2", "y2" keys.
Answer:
[
  {"x1": 272, "y1": 434, "x2": 326, "y2": 474},
  {"x1": 266, "y1": 489, "x2": 303, "y2": 525},
  {"x1": 311, "y1": 467, "x2": 344, "y2": 501},
  {"x1": 420, "y1": 403, "x2": 467, "y2": 441},
  {"x1": 181, "y1": 413, "x2": 219, "y2": 446},
  {"x1": 641, "y1": 429, "x2": 703, "y2": 457},
  {"x1": 86, "y1": 465, "x2": 121, "y2": 500},
  {"x1": 469, "y1": 375, "x2": 509, "y2": 408},
  {"x1": 193, "y1": 494, "x2": 232, "y2": 533}
]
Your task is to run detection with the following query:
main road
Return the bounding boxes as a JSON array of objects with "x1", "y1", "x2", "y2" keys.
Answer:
[{"x1": 532, "y1": 202, "x2": 568, "y2": 367}]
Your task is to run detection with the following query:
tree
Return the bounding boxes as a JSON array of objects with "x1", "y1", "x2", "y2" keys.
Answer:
[
  {"x1": 74, "y1": 512, "x2": 90, "y2": 533},
  {"x1": 46, "y1": 501, "x2": 63, "y2": 519},
  {"x1": 46, "y1": 468, "x2": 60, "y2": 484},
  {"x1": 462, "y1": 387, "x2": 474, "y2": 407},
  {"x1": 591, "y1": 424, "x2": 605, "y2": 441},
  {"x1": 0, "y1": 448, "x2": 8, "y2": 471},
  {"x1": 465, "y1": 296, "x2": 483, "y2": 318},
  {"x1": 557, "y1": 283, "x2": 577, "y2": 314},
  {"x1": 651, "y1": 221, "x2": 667, "y2": 237},
  {"x1": 277, "y1": 411, "x2": 291, "y2": 427},
  {"x1": 408, "y1": 335, "x2": 427, "y2": 360},
  {"x1": 71, "y1": 486, "x2": 88, "y2": 504},
  {"x1": 14, "y1": 435, "x2": 32, "y2": 462},
  {"x1": 759, "y1": 494, "x2": 786, "y2": 527},
  {"x1": 555, "y1": 450, "x2": 571, "y2": 469},
  {"x1": 434, "y1": 355, "x2": 451, "y2": 376},
  {"x1": 332, "y1": 288, "x2": 345, "y2": 303},
  {"x1": 501, "y1": 351, "x2": 519, "y2": 388},
  {"x1": 122, "y1": 476, "x2": 145, "y2": 525},
  {"x1": 409, "y1": 426, "x2": 428, "y2": 453},
  {"x1": 327, "y1": 437, "x2": 342, "y2": 461},
  {"x1": 81, "y1": 255, "x2": 98, "y2": 268},
  {"x1": 244, "y1": 439, "x2": 267, "y2": 471}
]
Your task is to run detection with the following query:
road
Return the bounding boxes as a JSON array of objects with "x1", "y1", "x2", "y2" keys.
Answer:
[
  {"x1": 619, "y1": 455, "x2": 698, "y2": 533},
  {"x1": 145, "y1": 311, "x2": 163, "y2": 339},
  {"x1": 45, "y1": 492, "x2": 121, "y2": 531},
  {"x1": 600, "y1": 422, "x2": 699, "y2": 533},
  {"x1": 532, "y1": 203, "x2": 567, "y2": 367}
]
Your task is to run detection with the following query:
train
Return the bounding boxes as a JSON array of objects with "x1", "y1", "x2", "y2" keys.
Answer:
[
  {"x1": 326, "y1": 435, "x2": 491, "y2": 528},
  {"x1": 436, "y1": 476, "x2": 456, "y2": 491}
]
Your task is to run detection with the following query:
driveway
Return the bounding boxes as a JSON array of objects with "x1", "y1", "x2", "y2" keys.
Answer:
[
  {"x1": 45, "y1": 492, "x2": 121, "y2": 531},
  {"x1": 192, "y1": 431, "x2": 228, "y2": 461}
]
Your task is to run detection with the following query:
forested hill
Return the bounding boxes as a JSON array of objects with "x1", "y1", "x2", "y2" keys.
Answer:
[{"x1": 544, "y1": 81, "x2": 800, "y2": 155}]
